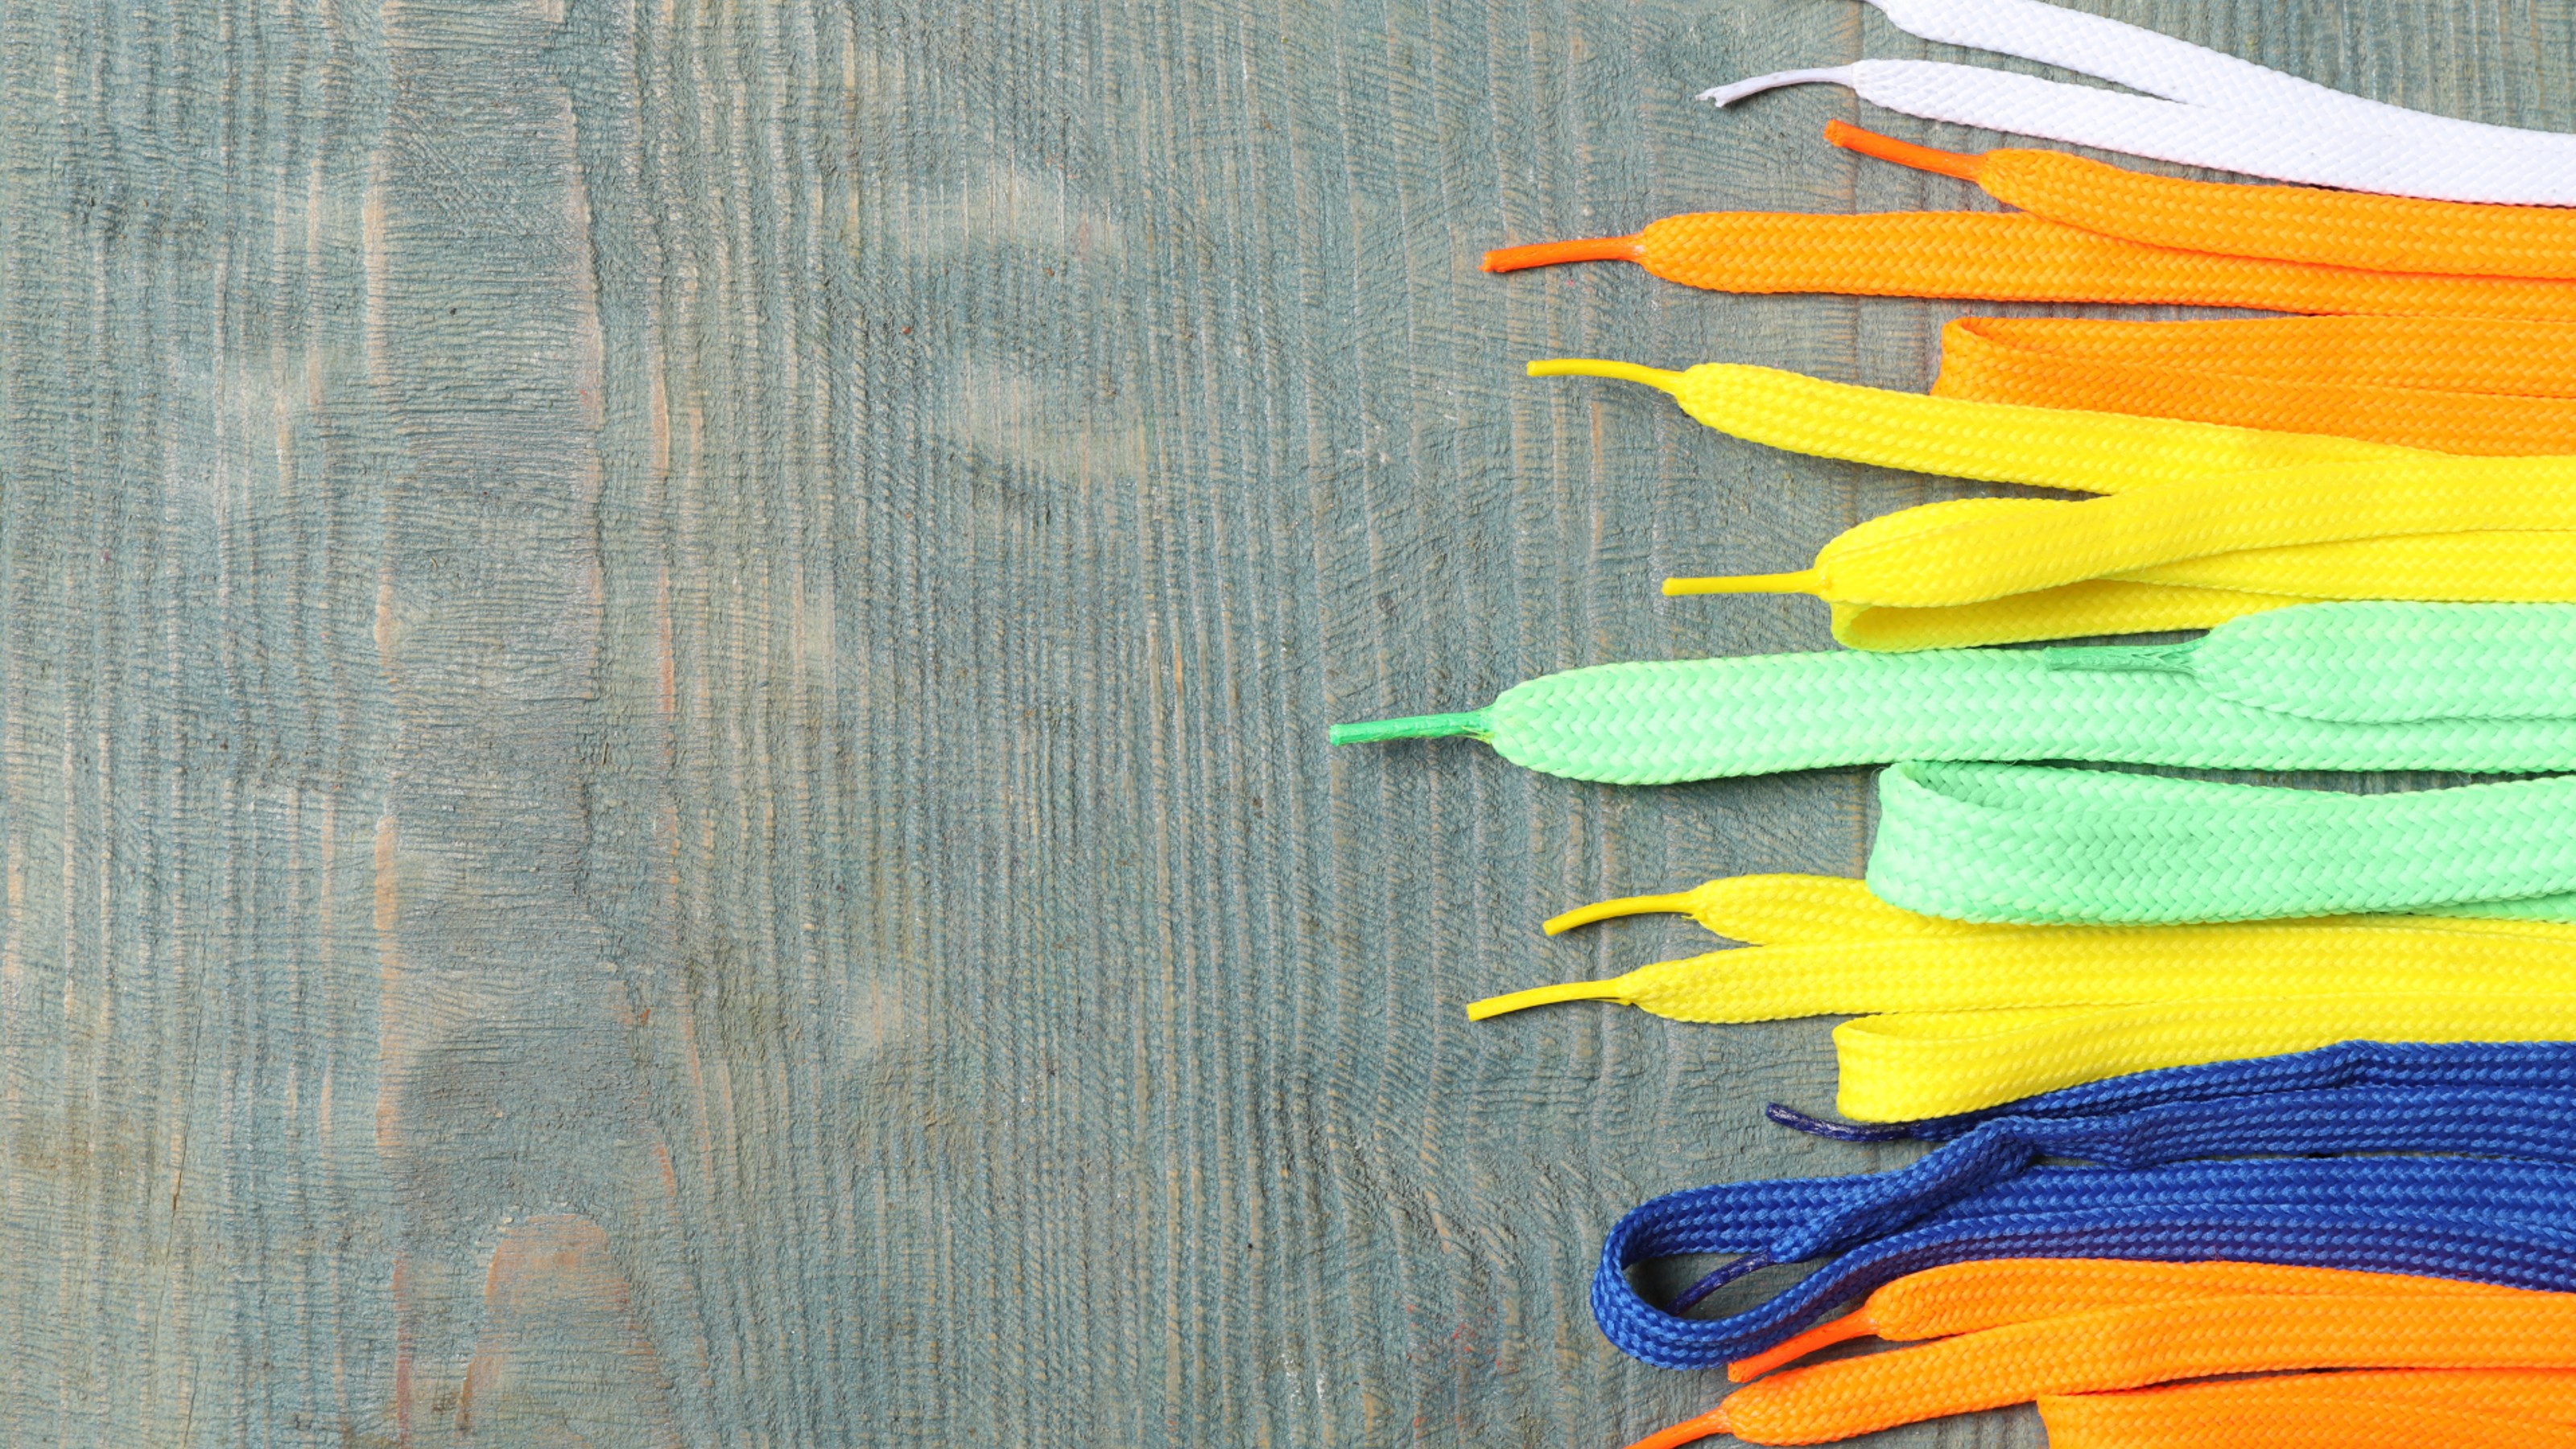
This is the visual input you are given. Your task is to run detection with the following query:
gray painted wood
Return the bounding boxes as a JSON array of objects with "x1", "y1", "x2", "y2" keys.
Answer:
[{"x1": 0, "y1": 0, "x2": 2570, "y2": 1444}]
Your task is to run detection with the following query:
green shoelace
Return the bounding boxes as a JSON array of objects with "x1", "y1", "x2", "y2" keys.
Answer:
[
  {"x1": 1330, "y1": 602, "x2": 2576, "y2": 785},
  {"x1": 1872, "y1": 762, "x2": 2576, "y2": 925}
]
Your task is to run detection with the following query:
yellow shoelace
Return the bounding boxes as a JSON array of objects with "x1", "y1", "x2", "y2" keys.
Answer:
[
  {"x1": 1539, "y1": 356, "x2": 2484, "y2": 646},
  {"x1": 1473, "y1": 875, "x2": 2576, "y2": 1120}
]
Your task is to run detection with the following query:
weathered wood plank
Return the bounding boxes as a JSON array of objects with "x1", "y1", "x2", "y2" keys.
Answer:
[{"x1": 2, "y1": 0, "x2": 2574, "y2": 1446}]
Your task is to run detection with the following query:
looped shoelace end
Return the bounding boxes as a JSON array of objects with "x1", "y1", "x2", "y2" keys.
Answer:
[
  {"x1": 1621, "y1": 1406, "x2": 1732, "y2": 1449},
  {"x1": 1697, "y1": 65, "x2": 1860, "y2": 108},
  {"x1": 1670, "y1": 1252, "x2": 1778, "y2": 1315},
  {"x1": 1481, "y1": 235, "x2": 1644, "y2": 272},
  {"x1": 1727, "y1": 1306, "x2": 1881, "y2": 1383},
  {"x1": 1823, "y1": 118, "x2": 1986, "y2": 181},
  {"x1": 1665, "y1": 568, "x2": 1825, "y2": 597},
  {"x1": 1527, "y1": 357, "x2": 1682, "y2": 394},
  {"x1": 1327, "y1": 709, "x2": 1489, "y2": 746},
  {"x1": 1464, "y1": 976, "x2": 1632, "y2": 1021},
  {"x1": 1543, "y1": 890, "x2": 1703, "y2": 935}
]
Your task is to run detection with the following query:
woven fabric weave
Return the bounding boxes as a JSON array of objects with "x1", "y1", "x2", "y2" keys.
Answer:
[
  {"x1": 1827, "y1": 121, "x2": 2576, "y2": 279},
  {"x1": 1869, "y1": 761, "x2": 2576, "y2": 925},
  {"x1": 1472, "y1": 874, "x2": 2576, "y2": 1119},
  {"x1": 1710, "y1": 1293, "x2": 2576, "y2": 1443},
  {"x1": 2037, "y1": 1371, "x2": 2576, "y2": 1449},
  {"x1": 1537, "y1": 357, "x2": 2418, "y2": 493},
  {"x1": 1705, "y1": 0, "x2": 2576, "y2": 204},
  {"x1": 1490, "y1": 211, "x2": 2576, "y2": 318},
  {"x1": 1668, "y1": 451, "x2": 2576, "y2": 646},
  {"x1": 1596, "y1": 1154, "x2": 2576, "y2": 1368},
  {"x1": 1933, "y1": 316, "x2": 2576, "y2": 456},
  {"x1": 1629, "y1": 1259, "x2": 2576, "y2": 1446},
  {"x1": 1332, "y1": 603, "x2": 2576, "y2": 785},
  {"x1": 1885, "y1": 1038, "x2": 2576, "y2": 1141}
]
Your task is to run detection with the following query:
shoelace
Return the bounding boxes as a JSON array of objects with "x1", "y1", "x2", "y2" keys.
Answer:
[
  {"x1": 1468, "y1": 873, "x2": 2576, "y2": 1120},
  {"x1": 1933, "y1": 315, "x2": 2576, "y2": 457},
  {"x1": 1528, "y1": 355, "x2": 2336, "y2": 648},
  {"x1": 1534, "y1": 357, "x2": 2576, "y2": 649},
  {"x1": 1820, "y1": 121, "x2": 2576, "y2": 279},
  {"x1": 1602, "y1": 1043, "x2": 2576, "y2": 1368},
  {"x1": 2037, "y1": 1368, "x2": 2576, "y2": 1449},
  {"x1": 1484, "y1": 209, "x2": 2576, "y2": 319},
  {"x1": 1869, "y1": 761, "x2": 2576, "y2": 926},
  {"x1": 1661, "y1": 451, "x2": 2576, "y2": 642},
  {"x1": 1530, "y1": 357, "x2": 2418, "y2": 493},
  {"x1": 1674, "y1": 1284, "x2": 2576, "y2": 1444},
  {"x1": 1639, "y1": 1263, "x2": 2576, "y2": 1444},
  {"x1": 1329, "y1": 601, "x2": 2576, "y2": 784},
  {"x1": 1703, "y1": 0, "x2": 2576, "y2": 204},
  {"x1": 1596, "y1": 1145, "x2": 2576, "y2": 1368},
  {"x1": 1844, "y1": 1037, "x2": 2576, "y2": 1142},
  {"x1": 1722, "y1": 1258, "x2": 2542, "y2": 1383}
]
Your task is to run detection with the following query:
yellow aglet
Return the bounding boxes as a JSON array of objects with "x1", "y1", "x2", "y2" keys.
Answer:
[
  {"x1": 1527, "y1": 357, "x2": 1683, "y2": 394},
  {"x1": 1544, "y1": 892, "x2": 1703, "y2": 935},
  {"x1": 1665, "y1": 568, "x2": 1827, "y2": 597},
  {"x1": 1466, "y1": 978, "x2": 1633, "y2": 1021}
]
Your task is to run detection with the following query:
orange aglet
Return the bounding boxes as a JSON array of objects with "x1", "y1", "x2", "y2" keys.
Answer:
[
  {"x1": 1824, "y1": 119, "x2": 1987, "y2": 182},
  {"x1": 1728, "y1": 1307, "x2": 1880, "y2": 1382},
  {"x1": 1483, "y1": 234, "x2": 1645, "y2": 272},
  {"x1": 1621, "y1": 1405, "x2": 1732, "y2": 1449}
]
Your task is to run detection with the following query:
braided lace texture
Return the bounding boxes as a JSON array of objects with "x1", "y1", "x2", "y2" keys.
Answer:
[
  {"x1": 1592, "y1": 1067, "x2": 2576, "y2": 1367},
  {"x1": 1635, "y1": 1261, "x2": 2576, "y2": 1447},
  {"x1": 1711, "y1": 1291, "x2": 2576, "y2": 1444},
  {"x1": 1670, "y1": 452, "x2": 2576, "y2": 645},
  {"x1": 1933, "y1": 316, "x2": 2576, "y2": 456},
  {"x1": 1703, "y1": 0, "x2": 2576, "y2": 203},
  {"x1": 1869, "y1": 762, "x2": 2576, "y2": 925},
  {"x1": 1829, "y1": 121, "x2": 2576, "y2": 279},
  {"x1": 1628, "y1": 212, "x2": 2576, "y2": 318},
  {"x1": 1538, "y1": 358, "x2": 2576, "y2": 648},
  {"x1": 1335, "y1": 603, "x2": 2576, "y2": 785},
  {"x1": 1472, "y1": 875, "x2": 2576, "y2": 1119},
  {"x1": 2037, "y1": 1370, "x2": 2576, "y2": 1449}
]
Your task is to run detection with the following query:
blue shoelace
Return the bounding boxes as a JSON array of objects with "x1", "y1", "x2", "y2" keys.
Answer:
[{"x1": 1597, "y1": 1040, "x2": 2576, "y2": 1370}]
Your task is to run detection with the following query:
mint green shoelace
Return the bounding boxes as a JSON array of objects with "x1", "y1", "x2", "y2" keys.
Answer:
[
  {"x1": 1330, "y1": 602, "x2": 2576, "y2": 784},
  {"x1": 1871, "y1": 761, "x2": 2576, "y2": 925}
]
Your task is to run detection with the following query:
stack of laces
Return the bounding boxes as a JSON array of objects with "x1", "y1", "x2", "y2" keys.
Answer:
[{"x1": 1331, "y1": 0, "x2": 2576, "y2": 1441}]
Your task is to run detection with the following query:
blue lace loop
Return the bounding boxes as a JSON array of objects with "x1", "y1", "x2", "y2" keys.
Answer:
[{"x1": 1599, "y1": 1040, "x2": 2576, "y2": 1370}]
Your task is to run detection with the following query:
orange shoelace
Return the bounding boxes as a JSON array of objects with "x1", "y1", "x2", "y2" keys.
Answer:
[
  {"x1": 1484, "y1": 211, "x2": 2576, "y2": 320},
  {"x1": 1933, "y1": 315, "x2": 2576, "y2": 456},
  {"x1": 1824, "y1": 121, "x2": 2576, "y2": 279},
  {"x1": 2039, "y1": 1371, "x2": 2576, "y2": 1448},
  {"x1": 1624, "y1": 1260, "x2": 2576, "y2": 1447}
]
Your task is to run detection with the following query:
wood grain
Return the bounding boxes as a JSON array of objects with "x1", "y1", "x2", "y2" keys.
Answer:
[{"x1": 1, "y1": 0, "x2": 2571, "y2": 1444}]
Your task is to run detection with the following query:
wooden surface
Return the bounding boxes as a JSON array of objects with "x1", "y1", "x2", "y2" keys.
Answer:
[{"x1": 3, "y1": 0, "x2": 2574, "y2": 1444}]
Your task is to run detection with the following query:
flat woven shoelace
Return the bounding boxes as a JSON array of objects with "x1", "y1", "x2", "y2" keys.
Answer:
[
  {"x1": 1533, "y1": 356, "x2": 2418, "y2": 492},
  {"x1": 1330, "y1": 601, "x2": 2576, "y2": 784},
  {"x1": 2038, "y1": 1369, "x2": 2576, "y2": 1449},
  {"x1": 1601, "y1": 1044, "x2": 2576, "y2": 1370},
  {"x1": 1533, "y1": 356, "x2": 2576, "y2": 649},
  {"x1": 1534, "y1": 351, "x2": 2376, "y2": 647},
  {"x1": 1934, "y1": 316, "x2": 2576, "y2": 456},
  {"x1": 1702, "y1": 0, "x2": 2576, "y2": 204},
  {"x1": 1822, "y1": 121, "x2": 2576, "y2": 279},
  {"x1": 1670, "y1": 1281, "x2": 2576, "y2": 1445},
  {"x1": 1869, "y1": 760, "x2": 2576, "y2": 926},
  {"x1": 1595, "y1": 1149, "x2": 2576, "y2": 1369},
  {"x1": 1859, "y1": 1038, "x2": 2576, "y2": 1141},
  {"x1": 1660, "y1": 450, "x2": 2576, "y2": 642},
  {"x1": 1469, "y1": 873, "x2": 2576, "y2": 1119},
  {"x1": 1483, "y1": 209, "x2": 2576, "y2": 319}
]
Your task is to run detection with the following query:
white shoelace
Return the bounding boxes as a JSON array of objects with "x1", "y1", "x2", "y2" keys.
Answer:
[{"x1": 1703, "y1": 0, "x2": 2576, "y2": 204}]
